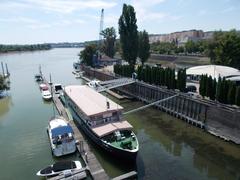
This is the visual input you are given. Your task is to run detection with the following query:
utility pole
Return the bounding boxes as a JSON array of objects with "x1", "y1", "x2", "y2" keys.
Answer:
[{"x1": 99, "y1": 8, "x2": 104, "y2": 51}]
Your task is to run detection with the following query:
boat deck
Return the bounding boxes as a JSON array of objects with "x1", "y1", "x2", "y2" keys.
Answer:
[
  {"x1": 110, "y1": 136, "x2": 138, "y2": 150},
  {"x1": 103, "y1": 130, "x2": 138, "y2": 150}
]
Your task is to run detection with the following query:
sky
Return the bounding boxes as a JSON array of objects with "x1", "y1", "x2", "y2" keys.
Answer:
[{"x1": 0, "y1": 0, "x2": 240, "y2": 44}]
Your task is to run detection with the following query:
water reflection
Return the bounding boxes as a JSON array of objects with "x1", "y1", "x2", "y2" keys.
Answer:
[
  {"x1": 0, "y1": 96, "x2": 13, "y2": 118},
  {"x1": 121, "y1": 99, "x2": 240, "y2": 180}
]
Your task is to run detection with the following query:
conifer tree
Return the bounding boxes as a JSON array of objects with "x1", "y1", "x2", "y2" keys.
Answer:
[
  {"x1": 227, "y1": 82, "x2": 236, "y2": 104},
  {"x1": 235, "y1": 86, "x2": 240, "y2": 106}
]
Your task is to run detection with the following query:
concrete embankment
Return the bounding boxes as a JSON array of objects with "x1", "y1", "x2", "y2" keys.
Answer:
[{"x1": 82, "y1": 66, "x2": 240, "y2": 145}]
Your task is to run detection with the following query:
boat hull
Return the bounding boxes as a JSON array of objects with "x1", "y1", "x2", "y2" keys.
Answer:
[{"x1": 69, "y1": 105, "x2": 138, "y2": 161}]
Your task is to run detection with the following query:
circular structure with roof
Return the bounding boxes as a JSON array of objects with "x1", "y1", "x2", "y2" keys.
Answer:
[{"x1": 186, "y1": 65, "x2": 240, "y2": 81}]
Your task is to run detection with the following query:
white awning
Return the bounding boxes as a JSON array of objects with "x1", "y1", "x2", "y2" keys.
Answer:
[{"x1": 92, "y1": 120, "x2": 133, "y2": 138}]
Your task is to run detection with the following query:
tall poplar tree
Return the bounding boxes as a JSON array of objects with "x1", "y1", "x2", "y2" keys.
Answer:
[
  {"x1": 119, "y1": 4, "x2": 138, "y2": 67},
  {"x1": 235, "y1": 86, "x2": 240, "y2": 106},
  {"x1": 138, "y1": 30, "x2": 150, "y2": 66}
]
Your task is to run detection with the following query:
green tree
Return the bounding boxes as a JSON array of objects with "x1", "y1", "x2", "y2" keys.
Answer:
[
  {"x1": 235, "y1": 86, "x2": 240, "y2": 106},
  {"x1": 207, "y1": 30, "x2": 240, "y2": 69},
  {"x1": 216, "y1": 77, "x2": 222, "y2": 102},
  {"x1": 210, "y1": 78, "x2": 217, "y2": 100},
  {"x1": 200, "y1": 75, "x2": 207, "y2": 97},
  {"x1": 227, "y1": 82, "x2": 236, "y2": 104},
  {"x1": 222, "y1": 78, "x2": 229, "y2": 103},
  {"x1": 79, "y1": 44, "x2": 97, "y2": 67},
  {"x1": 177, "y1": 69, "x2": 186, "y2": 92},
  {"x1": 138, "y1": 30, "x2": 150, "y2": 65},
  {"x1": 100, "y1": 27, "x2": 116, "y2": 58},
  {"x1": 118, "y1": 4, "x2": 138, "y2": 66},
  {"x1": 185, "y1": 40, "x2": 197, "y2": 53}
]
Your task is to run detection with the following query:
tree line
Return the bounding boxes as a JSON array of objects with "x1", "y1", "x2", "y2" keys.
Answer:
[
  {"x1": 151, "y1": 41, "x2": 185, "y2": 55},
  {"x1": 0, "y1": 44, "x2": 51, "y2": 53},
  {"x1": 114, "y1": 64, "x2": 186, "y2": 92},
  {"x1": 199, "y1": 75, "x2": 240, "y2": 105},
  {"x1": 150, "y1": 30, "x2": 240, "y2": 70}
]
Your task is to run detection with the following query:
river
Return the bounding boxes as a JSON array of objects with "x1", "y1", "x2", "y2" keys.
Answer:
[{"x1": 0, "y1": 48, "x2": 240, "y2": 180}]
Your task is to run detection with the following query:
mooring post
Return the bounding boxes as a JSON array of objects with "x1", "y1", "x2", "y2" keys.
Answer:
[
  {"x1": 1, "y1": 62, "x2": 5, "y2": 76},
  {"x1": 5, "y1": 63, "x2": 9, "y2": 76}
]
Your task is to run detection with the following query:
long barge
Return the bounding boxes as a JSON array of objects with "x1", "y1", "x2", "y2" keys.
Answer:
[{"x1": 63, "y1": 85, "x2": 139, "y2": 160}]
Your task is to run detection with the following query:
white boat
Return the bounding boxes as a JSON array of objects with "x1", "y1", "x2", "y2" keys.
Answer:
[
  {"x1": 36, "y1": 161, "x2": 85, "y2": 177},
  {"x1": 75, "y1": 72, "x2": 83, "y2": 78},
  {"x1": 39, "y1": 83, "x2": 48, "y2": 90},
  {"x1": 86, "y1": 80, "x2": 100, "y2": 89},
  {"x1": 47, "y1": 116, "x2": 76, "y2": 157},
  {"x1": 42, "y1": 90, "x2": 52, "y2": 100},
  {"x1": 35, "y1": 74, "x2": 43, "y2": 82}
]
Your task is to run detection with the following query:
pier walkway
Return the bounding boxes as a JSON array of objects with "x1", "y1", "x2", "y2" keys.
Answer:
[
  {"x1": 43, "y1": 78, "x2": 109, "y2": 180},
  {"x1": 80, "y1": 74, "x2": 126, "y2": 100}
]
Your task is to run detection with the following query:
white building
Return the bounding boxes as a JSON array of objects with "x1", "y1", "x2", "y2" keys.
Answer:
[{"x1": 186, "y1": 65, "x2": 240, "y2": 82}]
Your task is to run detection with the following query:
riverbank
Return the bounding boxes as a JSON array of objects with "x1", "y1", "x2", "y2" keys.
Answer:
[
  {"x1": 0, "y1": 44, "x2": 51, "y2": 54},
  {"x1": 114, "y1": 53, "x2": 210, "y2": 68},
  {"x1": 148, "y1": 54, "x2": 210, "y2": 68}
]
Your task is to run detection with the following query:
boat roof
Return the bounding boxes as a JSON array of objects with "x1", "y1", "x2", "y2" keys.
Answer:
[
  {"x1": 64, "y1": 85, "x2": 123, "y2": 116},
  {"x1": 92, "y1": 120, "x2": 132, "y2": 138},
  {"x1": 49, "y1": 118, "x2": 67, "y2": 129},
  {"x1": 54, "y1": 84, "x2": 62, "y2": 87},
  {"x1": 40, "y1": 83, "x2": 47, "y2": 88},
  {"x1": 53, "y1": 161, "x2": 76, "y2": 172},
  {"x1": 51, "y1": 125, "x2": 73, "y2": 137},
  {"x1": 40, "y1": 161, "x2": 77, "y2": 174},
  {"x1": 49, "y1": 118, "x2": 73, "y2": 137}
]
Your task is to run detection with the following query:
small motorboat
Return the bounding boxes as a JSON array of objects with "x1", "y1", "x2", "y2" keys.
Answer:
[
  {"x1": 42, "y1": 90, "x2": 52, "y2": 100},
  {"x1": 73, "y1": 61, "x2": 82, "y2": 72},
  {"x1": 39, "y1": 83, "x2": 48, "y2": 91},
  {"x1": 35, "y1": 74, "x2": 43, "y2": 82},
  {"x1": 36, "y1": 160, "x2": 85, "y2": 177},
  {"x1": 75, "y1": 72, "x2": 83, "y2": 79},
  {"x1": 86, "y1": 80, "x2": 100, "y2": 89},
  {"x1": 47, "y1": 116, "x2": 76, "y2": 157}
]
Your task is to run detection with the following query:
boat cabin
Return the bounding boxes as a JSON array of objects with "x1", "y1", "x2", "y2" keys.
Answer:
[
  {"x1": 64, "y1": 85, "x2": 133, "y2": 138},
  {"x1": 54, "y1": 84, "x2": 63, "y2": 94}
]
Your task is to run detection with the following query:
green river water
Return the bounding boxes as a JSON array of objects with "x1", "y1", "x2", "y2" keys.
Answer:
[{"x1": 0, "y1": 48, "x2": 240, "y2": 180}]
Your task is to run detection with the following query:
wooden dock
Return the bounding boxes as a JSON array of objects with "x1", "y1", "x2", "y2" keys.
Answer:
[
  {"x1": 43, "y1": 79, "x2": 109, "y2": 180},
  {"x1": 112, "y1": 171, "x2": 137, "y2": 180}
]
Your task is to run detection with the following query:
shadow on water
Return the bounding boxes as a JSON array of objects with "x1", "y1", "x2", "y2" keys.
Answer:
[
  {"x1": 100, "y1": 93, "x2": 240, "y2": 179},
  {"x1": 120, "y1": 99, "x2": 240, "y2": 180}
]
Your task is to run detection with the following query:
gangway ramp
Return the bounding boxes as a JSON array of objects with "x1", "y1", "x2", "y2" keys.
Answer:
[
  {"x1": 97, "y1": 78, "x2": 135, "y2": 92},
  {"x1": 123, "y1": 94, "x2": 179, "y2": 115}
]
